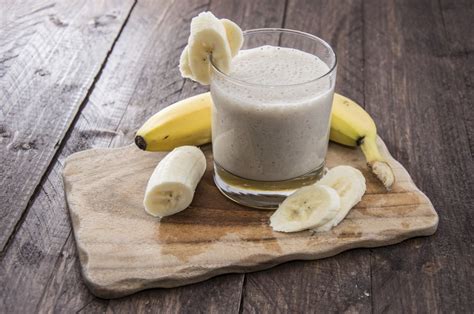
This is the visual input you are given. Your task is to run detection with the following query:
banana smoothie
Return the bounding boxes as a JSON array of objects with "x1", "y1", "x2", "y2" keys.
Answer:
[{"x1": 211, "y1": 45, "x2": 335, "y2": 182}]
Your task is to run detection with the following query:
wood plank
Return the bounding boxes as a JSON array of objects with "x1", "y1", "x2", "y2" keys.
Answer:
[
  {"x1": 0, "y1": 157, "x2": 86, "y2": 313},
  {"x1": 438, "y1": 0, "x2": 474, "y2": 155},
  {"x1": 104, "y1": 275, "x2": 245, "y2": 313},
  {"x1": 363, "y1": 0, "x2": 474, "y2": 312},
  {"x1": 1, "y1": 0, "x2": 283, "y2": 312},
  {"x1": 37, "y1": 234, "x2": 109, "y2": 313},
  {"x1": 240, "y1": 0, "x2": 373, "y2": 312},
  {"x1": 0, "y1": 0, "x2": 136, "y2": 251}
]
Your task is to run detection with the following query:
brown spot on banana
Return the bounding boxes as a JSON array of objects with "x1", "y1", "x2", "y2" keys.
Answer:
[{"x1": 359, "y1": 137, "x2": 395, "y2": 190}]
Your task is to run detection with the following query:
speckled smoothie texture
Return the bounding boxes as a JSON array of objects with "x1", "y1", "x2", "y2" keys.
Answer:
[{"x1": 211, "y1": 45, "x2": 335, "y2": 181}]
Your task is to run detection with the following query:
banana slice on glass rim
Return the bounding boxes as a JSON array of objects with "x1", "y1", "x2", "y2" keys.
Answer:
[
  {"x1": 179, "y1": 12, "x2": 243, "y2": 85},
  {"x1": 220, "y1": 18, "x2": 243, "y2": 57}
]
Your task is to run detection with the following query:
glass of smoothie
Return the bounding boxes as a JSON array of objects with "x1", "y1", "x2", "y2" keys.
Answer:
[{"x1": 210, "y1": 28, "x2": 337, "y2": 209}]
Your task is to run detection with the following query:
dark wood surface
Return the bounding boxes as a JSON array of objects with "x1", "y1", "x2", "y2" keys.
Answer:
[
  {"x1": 0, "y1": 0, "x2": 136, "y2": 251},
  {"x1": 0, "y1": 0, "x2": 472, "y2": 312}
]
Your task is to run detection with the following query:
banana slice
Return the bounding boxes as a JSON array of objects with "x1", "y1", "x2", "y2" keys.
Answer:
[
  {"x1": 187, "y1": 12, "x2": 232, "y2": 85},
  {"x1": 314, "y1": 166, "x2": 366, "y2": 231},
  {"x1": 270, "y1": 185, "x2": 340, "y2": 233},
  {"x1": 143, "y1": 146, "x2": 206, "y2": 218},
  {"x1": 221, "y1": 18, "x2": 243, "y2": 57}
]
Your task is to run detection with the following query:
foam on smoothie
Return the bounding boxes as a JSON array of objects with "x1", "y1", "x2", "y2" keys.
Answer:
[
  {"x1": 211, "y1": 45, "x2": 335, "y2": 181},
  {"x1": 230, "y1": 45, "x2": 330, "y2": 86}
]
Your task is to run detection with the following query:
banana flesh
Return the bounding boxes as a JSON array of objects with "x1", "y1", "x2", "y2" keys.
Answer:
[
  {"x1": 179, "y1": 46, "x2": 192, "y2": 78},
  {"x1": 221, "y1": 19, "x2": 244, "y2": 57},
  {"x1": 270, "y1": 185, "x2": 340, "y2": 233},
  {"x1": 314, "y1": 166, "x2": 366, "y2": 231},
  {"x1": 269, "y1": 166, "x2": 366, "y2": 233},
  {"x1": 143, "y1": 146, "x2": 206, "y2": 218},
  {"x1": 179, "y1": 12, "x2": 243, "y2": 85}
]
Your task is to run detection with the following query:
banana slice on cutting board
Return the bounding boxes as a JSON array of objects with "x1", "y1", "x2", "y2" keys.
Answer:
[
  {"x1": 314, "y1": 166, "x2": 366, "y2": 231},
  {"x1": 143, "y1": 146, "x2": 206, "y2": 218},
  {"x1": 270, "y1": 185, "x2": 341, "y2": 233},
  {"x1": 179, "y1": 12, "x2": 243, "y2": 85}
]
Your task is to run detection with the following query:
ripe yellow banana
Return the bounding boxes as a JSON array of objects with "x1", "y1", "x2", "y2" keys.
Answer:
[
  {"x1": 330, "y1": 94, "x2": 394, "y2": 189},
  {"x1": 135, "y1": 92, "x2": 394, "y2": 189}
]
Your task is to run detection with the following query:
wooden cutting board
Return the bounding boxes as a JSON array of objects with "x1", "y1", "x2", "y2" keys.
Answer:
[{"x1": 62, "y1": 138, "x2": 438, "y2": 298}]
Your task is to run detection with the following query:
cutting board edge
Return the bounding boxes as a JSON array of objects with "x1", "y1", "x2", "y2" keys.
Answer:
[
  {"x1": 78, "y1": 218, "x2": 437, "y2": 299},
  {"x1": 376, "y1": 136, "x2": 439, "y2": 230},
  {"x1": 63, "y1": 144, "x2": 135, "y2": 174}
]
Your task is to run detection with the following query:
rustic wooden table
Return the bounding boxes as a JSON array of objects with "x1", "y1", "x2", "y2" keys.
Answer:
[{"x1": 1, "y1": 0, "x2": 472, "y2": 312}]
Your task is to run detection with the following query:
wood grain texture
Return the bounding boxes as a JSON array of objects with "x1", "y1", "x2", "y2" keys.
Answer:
[
  {"x1": 363, "y1": 0, "x2": 474, "y2": 312},
  {"x1": 0, "y1": 0, "x2": 135, "y2": 251},
  {"x1": 62, "y1": 139, "x2": 438, "y2": 299}
]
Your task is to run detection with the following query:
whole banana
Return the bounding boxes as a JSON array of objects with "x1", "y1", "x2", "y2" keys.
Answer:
[{"x1": 135, "y1": 92, "x2": 394, "y2": 189}]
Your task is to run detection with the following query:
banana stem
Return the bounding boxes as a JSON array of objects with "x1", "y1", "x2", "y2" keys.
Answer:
[
  {"x1": 360, "y1": 135, "x2": 395, "y2": 190},
  {"x1": 135, "y1": 136, "x2": 147, "y2": 151},
  {"x1": 360, "y1": 136, "x2": 383, "y2": 163}
]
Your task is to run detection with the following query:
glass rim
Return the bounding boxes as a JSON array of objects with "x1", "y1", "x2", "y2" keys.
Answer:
[{"x1": 210, "y1": 28, "x2": 337, "y2": 88}]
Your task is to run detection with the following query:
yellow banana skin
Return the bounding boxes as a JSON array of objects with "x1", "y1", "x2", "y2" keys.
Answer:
[
  {"x1": 331, "y1": 93, "x2": 394, "y2": 189},
  {"x1": 135, "y1": 92, "x2": 394, "y2": 189},
  {"x1": 135, "y1": 93, "x2": 212, "y2": 151},
  {"x1": 330, "y1": 93, "x2": 376, "y2": 146}
]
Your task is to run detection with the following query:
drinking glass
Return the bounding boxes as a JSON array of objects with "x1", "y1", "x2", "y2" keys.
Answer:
[{"x1": 210, "y1": 28, "x2": 337, "y2": 209}]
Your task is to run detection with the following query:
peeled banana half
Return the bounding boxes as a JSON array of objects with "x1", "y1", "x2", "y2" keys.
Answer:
[{"x1": 143, "y1": 146, "x2": 206, "y2": 218}]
